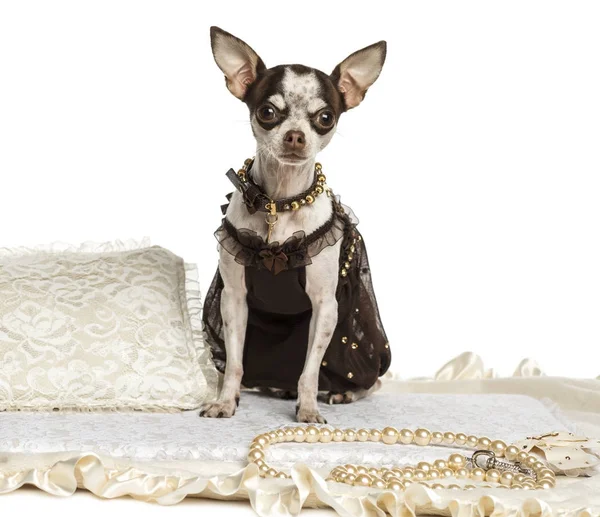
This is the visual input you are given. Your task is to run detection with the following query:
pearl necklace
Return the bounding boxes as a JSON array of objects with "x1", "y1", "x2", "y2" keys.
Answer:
[{"x1": 247, "y1": 426, "x2": 557, "y2": 491}]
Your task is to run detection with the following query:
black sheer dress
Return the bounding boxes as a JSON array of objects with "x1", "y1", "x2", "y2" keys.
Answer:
[{"x1": 202, "y1": 197, "x2": 391, "y2": 394}]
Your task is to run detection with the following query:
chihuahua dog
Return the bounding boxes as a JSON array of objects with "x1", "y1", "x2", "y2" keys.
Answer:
[{"x1": 201, "y1": 27, "x2": 389, "y2": 423}]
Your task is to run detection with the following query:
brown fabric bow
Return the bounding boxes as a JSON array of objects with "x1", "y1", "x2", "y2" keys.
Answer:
[{"x1": 259, "y1": 248, "x2": 289, "y2": 275}]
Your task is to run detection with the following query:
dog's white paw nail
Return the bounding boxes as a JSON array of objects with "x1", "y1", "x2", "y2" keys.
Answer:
[
  {"x1": 199, "y1": 400, "x2": 237, "y2": 418},
  {"x1": 296, "y1": 408, "x2": 327, "y2": 424}
]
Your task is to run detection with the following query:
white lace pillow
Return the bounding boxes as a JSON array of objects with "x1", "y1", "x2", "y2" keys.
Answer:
[{"x1": 0, "y1": 239, "x2": 219, "y2": 411}]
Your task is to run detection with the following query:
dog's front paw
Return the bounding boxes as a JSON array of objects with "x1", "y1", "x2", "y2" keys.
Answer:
[
  {"x1": 328, "y1": 391, "x2": 355, "y2": 405},
  {"x1": 296, "y1": 405, "x2": 327, "y2": 424},
  {"x1": 199, "y1": 399, "x2": 237, "y2": 418}
]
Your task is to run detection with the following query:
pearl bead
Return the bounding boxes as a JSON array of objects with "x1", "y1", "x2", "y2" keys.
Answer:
[
  {"x1": 417, "y1": 462, "x2": 431, "y2": 473},
  {"x1": 514, "y1": 474, "x2": 526, "y2": 483},
  {"x1": 433, "y1": 459, "x2": 447, "y2": 470},
  {"x1": 368, "y1": 468, "x2": 381, "y2": 477},
  {"x1": 382, "y1": 427, "x2": 399, "y2": 445},
  {"x1": 431, "y1": 432, "x2": 444, "y2": 444},
  {"x1": 534, "y1": 461, "x2": 546, "y2": 470},
  {"x1": 333, "y1": 429, "x2": 344, "y2": 442},
  {"x1": 294, "y1": 428, "x2": 307, "y2": 442},
  {"x1": 485, "y1": 469, "x2": 501, "y2": 483},
  {"x1": 354, "y1": 474, "x2": 372, "y2": 486},
  {"x1": 305, "y1": 426, "x2": 320, "y2": 443},
  {"x1": 448, "y1": 453, "x2": 466, "y2": 469},
  {"x1": 248, "y1": 449, "x2": 264, "y2": 461},
  {"x1": 267, "y1": 468, "x2": 278, "y2": 477},
  {"x1": 441, "y1": 468, "x2": 454, "y2": 478},
  {"x1": 276, "y1": 429, "x2": 286, "y2": 441},
  {"x1": 455, "y1": 433, "x2": 467, "y2": 446},
  {"x1": 455, "y1": 468, "x2": 470, "y2": 479},
  {"x1": 399, "y1": 429, "x2": 414, "y2": 444},
  {"x1": 525, "y1": 456, "x2": 538, "y2": 467},
  {"x1": 373, "y1": 478, "x2": 386, "y2": 489},
  {"x1": 268, "y1": 431, "x2": 278, "y2": 441},
  {"x1": 260, "y1": 464, "x2": 269, "y2": 473},
  {"x1": 537, "y1": 480, "x2": 554, "y2": 490},
  {"x1": 505, "y1": 445, "x2": 520, "y2": 460},
  {"x1": 345, "y1": 465, "x2": 357, "y2": 474},
  {"x1": 517, "y1": 451, "x2": 529, "y2": 462},
  {"x1": 443, "y1": 432, "x2": 456, "y2": 445},
  {"x1": 319, "y1": 428, "x2": 333, "y2": 443},
  {"x1": 448, "y1": 484, "x2": 461, "y2": 490},
  {"x1": 414, "y1": 469, "x2": 427, "y2": 480},
  {"x1": 387, "y1": 481, "x2": 403, "y2": 491},
  {"x1": 255, "y1": 435, "x2": 269, "y2": 446},
  {"x1": 477, "y1": 437, "x2": 492, "y2": 450},
  {"x1": 431, "y1": 483, "x2": 444, "y2": 489},
  {"x1": 403, "y1": 480, "x2": 413, "y2": 488},
  {"x1": 500, "y1": 472, "x2": 514, "y2": 487},
  {"x1": 345, "y1": 429, "x2": 357, "y2": 442},
  {"x1": 466, "y1": 435, "x2": 479, "y2": 448},
  {"x1": 345, "y1": 474, "x2": 356, "y2": 485},
  {"x1": 357, "y1": 429, "x2": 369, "y2": 442},
  {"x1": 369, "y1": 429, "x2": 382, "y2": 442},
  {"x1": 490, "y1": 440, "x2": 507, "y2": 457},
  {"x1": 277, "y1": 472, "x2": 288, "y2": 479},
  {"x1": 512, "y1": 483, "x2": 523, "y2": 490},
  {"x1": 471, "y1": 468, "x2": 486, "y2": 482},
  {"x1": 356, "y1": 466, "x2": 368, "y2": 474},
  {"x1": 538, "y1": 471, "x2": 555, "y2": 480},
  {"x1": 414, "y1": 428, "x2": 432, "y2": 446},
  {"x1": 428, "y1": 469, "x2": 441, "y2": 479},
  {"x1": 255, "y1": 459, "x2": 265, "y2": 468},
  {"x1": 284, "y1": 428, "x2": 295, "y2": 442},
  {"x1": 401, "y1": 470, "x2": 413, "y2": 480}
]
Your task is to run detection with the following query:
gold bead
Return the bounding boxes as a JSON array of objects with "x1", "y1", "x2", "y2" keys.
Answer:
[
  {"x1": 448, "y1": 453, "x2": 466, "y2": 469},
  {"x1": 485, "y1": 469, "x2": 501, "y2": 483},
  {"x1": 344, "y1": 261, "x2": 350, "y2": 269},
  {"x1": 431, "y1": 432, "x2": 444, "y2": 444},
  {"x1": 300, "y1": 199, "x2": 306, "y2": 205},
  {"x1": 369, "y1": 429, "x2": 382, "y2": 442},
  {"x1": 341, "y1": 336, "x2": 348, "y2": 344},
  {"x1": 505, "y1": 445, "x2": 520, "y2": 460},
  {"x1": 333, "y1": 429, "x2": 344, "y2": 442},
  {"x1": 382, "y1": 427, "x2": 399, "y2": 445},
  {"x1": 305, "y1": 426, "x2": 320, "y2": 443},
  {"x1": 455, "y1": 433, "x2": 467, "y2": 445},
  {"x1": 315, "y1": 162, "x2": 322, "y2": 170},
  {"x1": 491, "y1": 440, "x2": 507, "y2": 457},
  {"x1": 500, "y1": 472, "x2": 514, "y2": 487},
  {"x1": 433, "y1": 459, "x2": 447, "y2": 470},
  {"x1": 340, "y1": 268, "x2": 347, "y2": 277},
  {"x1": 319, "y1": 428, "x2": 333, "y2": 443},
  {"x1": 294, "y1": 427, "x2": 307, "y2": 442},
  {"x1": 315, "y1": 185, "x2": 324, "y2": 194},
  {"x1": 477, "y1": 437, "x2": 492, "y2": 449},
  {"x1": 244, "y1": 158, "x2": 253, "y2": 166},
  {"x1": 443, "y1": 432, "x2": 456, "y2": 444},
  {"x1": 291, "y1": 201, "x2": 300, "y2": 210},
  {"x1": 305, "y1": 195, "x2": 314, "y2": 204},
  {"x1": 318, "y1": 174, "x2": 326, "y2": 183},
  {"x1": 399, "y1": 429, "x2": 414, "y2": 444},
  {"x1": 321, "y1": 360, "x2": 327, "y2": 367},
  {"x1": 351, "y1": 342, "x2": 358, "y2": 349},
  {"x1": 471, "y1": 468, "x2": 486, "y2": 482},
  {"x1": 357, "y1": 429, "x2": 369, "y2": 442},
  {"x1": 414, "y1": 428, "x2": 432, "y2": 446},
  {"x1": 346, "y1": 371, "x2": 353, "y2": 379}
]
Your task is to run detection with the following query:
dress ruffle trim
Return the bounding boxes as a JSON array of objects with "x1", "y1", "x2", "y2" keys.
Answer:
[{"x1": 216, "y1": 200, "x2": 358, "y2": 272}]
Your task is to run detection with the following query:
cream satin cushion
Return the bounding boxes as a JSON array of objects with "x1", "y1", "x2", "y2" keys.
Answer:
[{"x1": 0, "y1": 239, "x2": 218, "y2": 411}]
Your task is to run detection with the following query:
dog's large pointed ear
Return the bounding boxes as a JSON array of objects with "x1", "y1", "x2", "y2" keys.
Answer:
[
  {"x1": 210, "y1": 26, "x2": 266, "y2": 100},
  {"x1": 330, "y1": 41, "x2": 386, "y2": 110}
]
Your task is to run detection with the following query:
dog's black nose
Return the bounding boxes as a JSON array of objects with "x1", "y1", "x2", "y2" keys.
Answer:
[{"x1": 283, "y1": 130, "x2": 306, "y2": 151}]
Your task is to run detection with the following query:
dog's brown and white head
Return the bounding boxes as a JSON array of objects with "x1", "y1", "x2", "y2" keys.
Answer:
[{"x1": 210, "y1": 26, "x2": 386, "y2": 166}]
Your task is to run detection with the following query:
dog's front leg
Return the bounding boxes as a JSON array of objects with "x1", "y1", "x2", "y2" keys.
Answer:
[
  {"x1": 200, "y1": 250, "x2": 247, "y2": 418},
  {"x1": 296, "y1": 244, "x2": 341, "y2": 423}
]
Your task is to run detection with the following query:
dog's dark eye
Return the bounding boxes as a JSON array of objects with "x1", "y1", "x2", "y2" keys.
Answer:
[
  {"x1": 315, "y1": 109, "x2": 335, "y2": 129},
  {"x1": 257, "y1": 104, "x2": 278, "y2": 123}
]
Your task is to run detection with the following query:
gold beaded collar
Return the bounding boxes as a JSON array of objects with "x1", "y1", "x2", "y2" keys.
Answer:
[{"x1": 226, "y1": 158, "x2": 330, "y2": 243}]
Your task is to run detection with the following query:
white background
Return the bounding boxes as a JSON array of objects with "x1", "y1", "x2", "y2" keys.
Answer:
[{"x1": 0, "y1": 0, "x2": 599, "y2": 513}]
